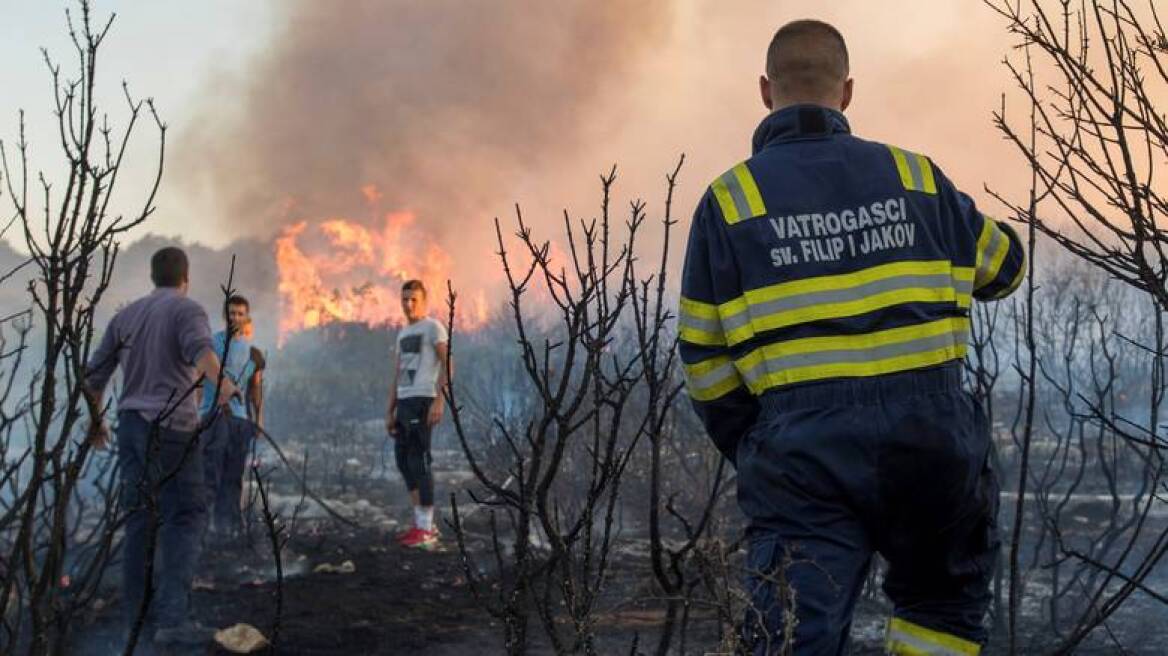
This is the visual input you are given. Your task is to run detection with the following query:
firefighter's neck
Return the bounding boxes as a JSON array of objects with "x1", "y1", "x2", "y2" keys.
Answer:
[{"x1": 761, "y1": 77, "x2": 853, "y2": 114}]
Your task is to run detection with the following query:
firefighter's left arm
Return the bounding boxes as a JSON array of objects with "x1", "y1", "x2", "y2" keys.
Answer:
[
  {"x1": 938, "y1": 169, "x2": 1026, "y2": 301},
  {"x1": 966, "y1": 197, "x2": 1025, "y2": 301},
  {"x1": 678, "y1": 192, "x2": 758, "y2": 465}
]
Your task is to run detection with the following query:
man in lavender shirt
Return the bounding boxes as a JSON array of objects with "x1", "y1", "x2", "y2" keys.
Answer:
[{"x1": 84, "y1": 247, "x2": 237, "y2": 647}]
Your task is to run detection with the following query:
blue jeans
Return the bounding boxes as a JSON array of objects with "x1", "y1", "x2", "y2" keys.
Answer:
[
  {"x1": 117, "y1": 411, "x2": 207, "y2": 629},
  {"x1": 202, "y1": 413, "x2": 255, "y2": 536}
]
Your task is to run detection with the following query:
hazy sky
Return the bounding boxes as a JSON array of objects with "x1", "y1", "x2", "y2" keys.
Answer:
[
  {"x1": 0, "y1": 0, "x2": 277, "y2": 246},
  {"x1": 0, "y1": 1, "x2": 1026, "y2": 250}
]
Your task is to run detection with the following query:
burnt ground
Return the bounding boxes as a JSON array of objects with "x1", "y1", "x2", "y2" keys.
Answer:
[
  {"x1": 70, "y1": 510, "x2": 738, "y2": 655},
  {"x1": 70, "y1": 475, "x2": 500, "y2": 655},
  {"x1": 64, "y1": 452, "x2": 1168, "y2": 656}
]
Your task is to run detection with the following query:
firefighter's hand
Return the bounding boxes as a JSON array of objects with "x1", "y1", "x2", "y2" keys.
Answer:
[
  {"x1": 86, "y1": 421, "x2": 111, "y2": 450},
  {"x1": 427, "y1": 398, "x2": 444, "y2": 428},
  {"x1": 385, "y1": 410, "x2": 398, "y2": 438}
]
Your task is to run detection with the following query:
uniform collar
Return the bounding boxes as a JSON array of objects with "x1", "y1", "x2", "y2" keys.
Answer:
[{"x1": 751, "y1": 104, "x2": 851, "y2": 154}]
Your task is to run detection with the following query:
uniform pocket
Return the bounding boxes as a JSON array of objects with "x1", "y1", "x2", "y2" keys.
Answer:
[{"x1": 969, "y1": 446, "x2": 1002, "y2": 581}]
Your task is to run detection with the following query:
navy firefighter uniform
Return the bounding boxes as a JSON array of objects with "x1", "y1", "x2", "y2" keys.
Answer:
[{"x1": 678, "y1": 104, "x2": 1025, "y2": 655}]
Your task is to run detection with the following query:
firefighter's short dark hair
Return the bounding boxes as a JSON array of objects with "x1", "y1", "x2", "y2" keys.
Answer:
[
  {"x1": 766, "y1": 20, "x2": 849, "y2": 98},
  {"x1": 150, "y1": 247, "x2": 189, "y2": 288},
  {"x1": 401, "y1": 279, "x2": 426, "y2": 297}
]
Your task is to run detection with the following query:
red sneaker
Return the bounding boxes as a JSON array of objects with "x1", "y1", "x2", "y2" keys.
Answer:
[
  {"x1": 396, "y1": 527, "x2": 422, "y2": 544},
  {"x1": 401, "y1": 528, "x2": 439, "y2": 550}
]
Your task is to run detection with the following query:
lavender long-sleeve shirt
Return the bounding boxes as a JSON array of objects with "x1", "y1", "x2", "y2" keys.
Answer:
[{"x1": 85, "y1": 287, "x2": 214, "y2": 431}]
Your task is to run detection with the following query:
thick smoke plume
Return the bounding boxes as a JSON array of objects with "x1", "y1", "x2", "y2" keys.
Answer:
[{"x1": 179, "y1": 0, "x2": 673, "y2": 261}]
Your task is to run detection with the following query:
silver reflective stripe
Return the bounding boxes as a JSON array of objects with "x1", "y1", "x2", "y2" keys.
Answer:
[
  {"x1": 902, "y1": 151, "x2": 926, "y2": 191},
  {"x1": 688, "y1": 360, "x2": 738, "y2": 392},
  {"x1": 955, "y1": 276, "x2": 974, "y2": 297},
  {"x1": 746, "y1": 273, "x2": 959, "y2": 319},
  {"x1": 975, "y1": 224, "x2": 1004, "y2": 286},
  {"x1": 739, "y1": 329, "x2": 968, "y2": 386},
  {"x1": 678, "y1": 312, "x2": 721, "y2": 335},
  {"x1": 720, "y1": 308, "x2": 752, "y2": 335},
  {"x1": 721, "y1": 171, "x2": 753, "y2": 220}
]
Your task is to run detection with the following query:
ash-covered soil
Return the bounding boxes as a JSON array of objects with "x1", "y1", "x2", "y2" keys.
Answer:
[
  {"x1": 69, "y1": 470, "x2": 501, "y2": 655},
  {"x1": 64, "y1": 451, "x2": 1168, "y2": 655},
  {"x1": 74, "y1": 528, "x2": 491, "y2": 655}
]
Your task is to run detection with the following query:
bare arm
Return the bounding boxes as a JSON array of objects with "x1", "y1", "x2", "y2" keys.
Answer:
[
  {"x1": 386, "y1": 350, "x2": 400, "y2": 435},
  {"x1": 247, "y1": 369, "x2": 264, "y2": 428},
  {"x1": 81, "y1": 384, "x2": 110, "y2": 448},
  {"x1": 435, "y1": 341, "x2": 451, "y2": 401},
  {"x1": 82, "y1": 320, "x2": 122, "y2": 448}
]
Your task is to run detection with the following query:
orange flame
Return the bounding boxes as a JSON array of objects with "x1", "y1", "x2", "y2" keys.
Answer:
[{"x1": 275, "y1": 189, "x2": 489, "y2": 343}]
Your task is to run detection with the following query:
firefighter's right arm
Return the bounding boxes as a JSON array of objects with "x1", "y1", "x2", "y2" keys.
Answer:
[{"x1": 678, "y1": 193, "x2": 758, "y2": 464}]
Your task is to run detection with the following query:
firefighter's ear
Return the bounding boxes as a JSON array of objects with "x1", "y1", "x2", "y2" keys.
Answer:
[
  {"x1": 759, "y1": 75, "x2": 774, "y2": 110},
  {"x1": 840, "y1": 78, "x2": 854, "y2": 112}
]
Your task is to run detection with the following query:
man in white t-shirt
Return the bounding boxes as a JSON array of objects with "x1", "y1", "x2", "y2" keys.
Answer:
[{"x1": 386, "y1": 279, "x2": 451, "y2": 550}]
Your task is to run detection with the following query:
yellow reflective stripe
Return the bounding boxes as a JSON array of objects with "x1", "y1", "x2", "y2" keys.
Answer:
[
  {"x1": 710, "y1": 176, "x2": 740, "y2": 224},
  {"x1": 678, "y1": 325, "x2": 724, "y2": 346},
  {"x1": 739, "y1": 261, "x2": 968, "y2": 341},
  {"x1": 682, "y1": 356, "x2": 743, "y2": 401},
  {"x1": 685, "y1": 354, "x2": 731, "y2": 378},
  {"x1": 954, "y1": 266, "x2": 974, "y2": 308},
  {"x1": 749, "y1": 287, "x2": 959, "y2": 336},
  {"x1": 732, "y1": 163, "x2": 767, "y2": 218},
  {"x1": 915, "y1": 153, "x2": 938, "y2": 194},
  {"x1": 744, "y1": 342, "x2": 966, "y2": 392},
  {"x1": 710, "y1": 162, "x2": 767, "y2": 225},
  {"x1": 680, "y1": 296, "x2": 719, "y2": 320},
  {"x1": 718, "y1": 296, "x2": 749, "y2": 319},
  {"x1": 746, "y1": 260, "x2": 954, "y2": 303},
  {"x1": 981, "y1": 237, "x2": 1010, "y2": 287},
  {"x1": 736, "y1": 318, "x2": 968, "y2": 393},
  {"x1": 691, "y1": 375, "x2": 742, "y2": 401},
  {"x1": 975, "y1": 218, "x2": 1009, "y2": 289},
  {"x1": 952, "y1": 266, "x2": 975, "y2": 283},
  {"x1": 679, "y1": 296, "x2": 725, "y2": 345},
  {"x1": 888, "y1": 145, "x2": 937, "y2": 195},
  {"x1": 889, "y1": 145, "x2": 915, "y2": 191},
  {"x1": 723, "y1": 323, "x2": 754, "y2": 346},
  {"x1": 717, "y1": 296, "x2": 752, "y2": 344},
  {"x1": 974, "y1": 217, "x2": 994, "y2": 270},
  {"x1": 990, "y1": 259, "x2": 1026, "y2": 299},
  {"x1": 886, "y1": 618, "x2": 980, "y2": 656},
  {"x1": 706, "y1": 262, "x2": 974, "y2": 347},
  {"x1": 738, "y1": 316, "x2": 965, "y2": 367}
]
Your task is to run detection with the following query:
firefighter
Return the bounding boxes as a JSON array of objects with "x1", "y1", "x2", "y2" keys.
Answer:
[{"x1": 678, "y1": 20, "x2": 1024, "y2": 655}]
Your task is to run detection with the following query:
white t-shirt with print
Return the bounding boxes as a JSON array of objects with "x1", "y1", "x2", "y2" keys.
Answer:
[{"x1": 395, "y1": 317, "x2": 448, "y2": 399}]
